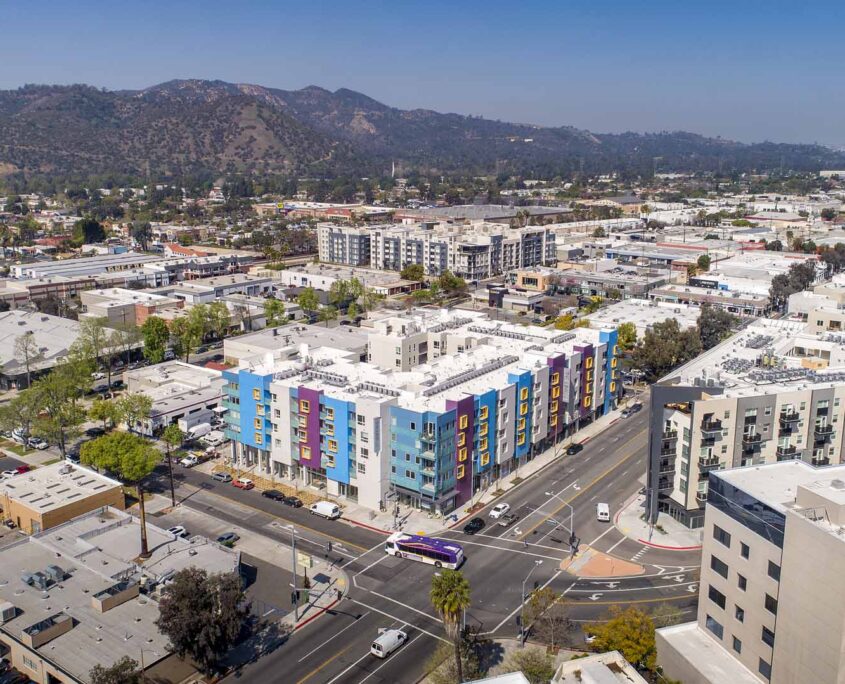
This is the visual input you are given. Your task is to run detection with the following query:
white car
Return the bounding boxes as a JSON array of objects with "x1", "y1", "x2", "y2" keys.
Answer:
[
  {"x1": 167, "y1": 526, "x2": 188, "y2": 538},
  {"x1": 179, "y1": 455, "x2": 199, "y2": 468},
  {"x1": 27, "y1": 437, "x2": 48, "y2": 450},
  {"x1": 490, "y1": 503, "x2": 511, "y2": 519},
  {"x1": 1, "y1": 470, "x2": 18, "y2": 479},
  {"x1": 91, "y1": 372, "x2": 105, "y2": 380}
]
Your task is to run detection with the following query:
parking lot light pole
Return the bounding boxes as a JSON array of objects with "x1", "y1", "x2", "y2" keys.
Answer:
[{"x1": 520, "y1": 560, "x2": 543, "y2": 647}]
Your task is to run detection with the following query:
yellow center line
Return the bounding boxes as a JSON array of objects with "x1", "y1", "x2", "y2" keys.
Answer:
[
  {"x1": 578, "y1": 593, "x2": 694, "y2": 607},
  {"x1": 519, "y1": 428, "x2": 648, "y2": 539},
  {"x1": 296, "y1": 643, "x2": 354, "y2": 684},
  {"x1": 193, "y1": 488, "x2": 370, "y2": 553}
]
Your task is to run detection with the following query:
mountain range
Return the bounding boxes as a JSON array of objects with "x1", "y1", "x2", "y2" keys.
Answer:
[{"x1": 0, "y1": 79, "x2": 843, "y2": 182}]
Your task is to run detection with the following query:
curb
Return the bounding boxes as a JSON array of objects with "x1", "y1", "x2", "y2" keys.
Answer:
[
  {"x1": 636, "y1": 539, "x2": 702, "y2": 551},
  {"x1": 344, "y1": 518, "x2": 392, "y2": 535},
  {"x1": 294, "y1": 598, "x2": 341, "y2": 631}
]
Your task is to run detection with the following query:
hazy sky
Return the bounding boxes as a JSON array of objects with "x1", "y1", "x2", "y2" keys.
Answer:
[{"x1": 3, "y1": 0, "x2": 843, "y2": 145}]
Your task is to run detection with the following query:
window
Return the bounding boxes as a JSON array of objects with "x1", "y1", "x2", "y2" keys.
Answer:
[
  {"x1": 360, "y1": 447, "x2": 369, "y2": 458},
  {"x1": 459, "y1": 447, "x2": 468, "y2": 462},
  {"x1": 520, "y1": 403, "x2": 528, "y2": 416},
  {"x1": 740, "y1": 542, "x2": 750, "y2": 559},
  {"x1": 301, "y1": 446, "x2": 311, "y2": 459},
  {"x1": 550, "y1": 415, "x2": 558, "y2": 427},
  {"x1": 410, "y1": 421, "x2": 416, "y2": 430},
  {"x1": 551, "y1": 372, "x2": 560, "y2": 384},
  {"x1": 585, "y1": 357, "x2": 593, "y2": 369},
  {"x1": 551, "y1": 401, "x2": 559, "y2": 413},
  {"x1": 737, "y1": 574, "x2": 747, "y2": 591},
  {"x1": 405, "y1": 453, "x2": 411, "y2": 461},
  {"x1": 710, "y1": 555, "x2": 728, "y2": 579},
  {"x1": 480, "y1": 452, "x2": 490, "y2": 466},
  {"x1": 708, "y1": 585, "x2": 726, "y2": 609},
  {"x1": 357, "y1": 414, "x2": 365, "y2": 425},
  {"x1": 254, "y1": 418, "x2": 262, "y2": 429},
  {"x1": 765, "y1": 594, "x2": 778, "y2": 615},
  {"x1": 767, "y1": 561, "x2": 781, "y2": 581},
  {"x1": 480, "y1": 406, "x2": 489, "y2": 420},
  {"x1": 457, "y1": 465, "x2": 465, "y2": 479},
  {"x1": 759, "y1": 659, "x2": 772, "y2": 680},
  {"x1": 762, "y1": 626, "x2": 775, "y2": 647},
  {"x1": 325, "y1": 407, "x2": 334, "y2": 419},
  {"x1": 391, "y1": 465, "x2": 396, "y2": 474},
  {"x1": 479, "y1": 423, "x2": 488, "y2": 436},
  {"x1": 552, "y1": 386, "x2": 561, "y2": 398},
  {"x1": 300, "y1": 399, "x2": 310, "y2": 414},
  {"x1": 459, "y1": 415, "x2": 468, "y2": 430},
  {"x1": 705, "y1": 615, "x2": 724, "y2": 640},
  {"x1": 518, "y1": 418, "x2": 526, "y2": 430},
  {"x1": 22, "y1": 655, "x2": 37, "y2": 671},
  {"x1": 274, "y1": 408, "x2": 281, "y2": 418},
  {"x1": 713, "y1": 524, "x2": 731, "y2": 548},
  {"x1": 458, "y1": 432, "x2": 466, "y2": 446},
  {"x1": 517, "y1": 433, "x2": 526, "y2": 446},
  {"x1": 520, "y1": 387, "x2": 529, "y2": 400},
  {"x1": 255, "y1": 433, "x2": 263, "y2": 445},
  {"x1": 479, "y1": 437, "x2": 488, "y2": 451},
  {"x1": 253, "y1": 388, "x2": 261, "y2": 400},
  {"x1": 583, "y1": 396, "x2": 592, "y2": 408},
  {"x1": 732, "y1": 636, "x2": 742, "y2": 654},
  {"x1": 358, "y1": 463, "x2": 366, "y2": 474},
  {"x1": 327, "y1": 439, "x2": 338, "y2": 452},
  {"x1": 735, "y1": 605, "x2": 744, "y2": 622}
]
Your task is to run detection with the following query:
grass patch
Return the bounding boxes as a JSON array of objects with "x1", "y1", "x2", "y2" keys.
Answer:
[
  {"x1": 511, "y1": 477, "x2": 524, "y2": 485},
  {"x1": 2, "y1": 443, "x2": 30, "y2": 457},
  {"x1": 42, "y1": 458, "x2": 61, "y2": 466}
]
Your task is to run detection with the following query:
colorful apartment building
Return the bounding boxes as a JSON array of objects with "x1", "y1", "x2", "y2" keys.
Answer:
[{"x1": 222, "y1": 310, "x2": 621, "y2": 514}]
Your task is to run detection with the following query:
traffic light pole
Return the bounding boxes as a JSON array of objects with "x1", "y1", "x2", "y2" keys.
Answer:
[{"x1": 289, "y1": 525, "x2": 298, "y2": 621}]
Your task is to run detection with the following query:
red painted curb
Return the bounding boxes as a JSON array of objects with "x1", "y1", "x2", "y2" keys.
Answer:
[
  {"x1": 637, "y1": 538, "x2": 702, "y2": 551},
  {"x1": 345, "y1": 518, "x2": 391, "y2": 535},
  {"x1": 294, "y1": 598, "x2": 341, "y2": 630}
]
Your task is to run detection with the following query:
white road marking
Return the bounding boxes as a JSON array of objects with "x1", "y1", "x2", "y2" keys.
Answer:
[
  {"x1": 587, "y1": 525, "x2": 616, "y2": 547},
  {"x1": 353, "y1": 552, "x2": 388, "y2": 578},
  {"x1": 348, "y1": 598, "x2": 448, "y2": 643},
  {"x1": 483, "y1": 572, "x2": 566, "y2": 635},
  {"x1": 298, "y1": 612, "x2": 371, "y2": 661},
  {"x1": 342, "y1": 541, "x2": 388, "y2": 569},
  {"x1": 567, "y1": 581, "x2": 698, "y2": 594},
  {"x1": 366, "y1": 589, "x2": 443, "y2": 623},
  {"x1": 356, "y1": 634, "x2": 424, "y2": 684},
  {"x1": 605, "y1": 536, "x2": 627, "y2": 555}
]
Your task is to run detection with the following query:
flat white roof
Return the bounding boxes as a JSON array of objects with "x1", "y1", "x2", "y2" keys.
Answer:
[{"x1": 0, "y1": 463, "x2": 122, "y2": 513}]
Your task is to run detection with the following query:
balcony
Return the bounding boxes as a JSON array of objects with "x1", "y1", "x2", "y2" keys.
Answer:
[
  {"x1": 421, "y1": 449, "x2": 436, "y2": 461},
  {"x1": 779, "y1": 411, "x2": 800, "y2": 425},
  {"x1": 696, "y1": 490, "x2": 708, "y2": 504},
  {"x1": 700, "y1": 420, "x2": 722, "y2": 434},
  {"x1": 657, "y1": 477, "x2": 673, "y2": 492},
  {"x1": 814, "y1": 425, "x2": 834, "y2": 439},
  {"x1": 659, "y1": 446, "x2": 677, "y2": 456},
  {"x1": 775, "y1": 445, "x2": 798, "y2": 460},
  {"x1": 421, "y1": 467, "x2": 435, "y2": 477},
  {"x1": 698, "y1": 456, "x2": 721, "y2": 470},
  {"x1": 662, "y1": 429, "x2": 678, "y2": 441},
  {"x1": 658, "y1": 460, "x2": 675, "y2": 474},
  {"x1": 812, "y1": 456, "x2": 831, "y2": 466},
  {"x1": 742, "y1": 433, "x2": 762, "y2": 446}
]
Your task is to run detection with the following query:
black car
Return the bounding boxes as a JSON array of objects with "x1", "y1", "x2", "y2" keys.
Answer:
[
  {"x1": 86, "y1": 426, "x2": 106, "y2": 437},
  {"x1": 566, "y1": 443, "x2": 583, "y2": 456},
  {"x1": 261, "y1": 489, "x2": 285, "y2": 502},
  {"x1": 283, "y1": 495, "x2": 303, "y2": 508},
  {"x1": 463, "y1": 517, "x2": 485, "y2": 535},
  {"x1": 110, "y1": 379, "x2": 124, "y2": 389},
  {"x1": 197, "y1": 346, "x2": 208, "y2": 354}
]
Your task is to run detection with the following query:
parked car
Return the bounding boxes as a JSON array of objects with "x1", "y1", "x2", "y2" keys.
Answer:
[
  {"x1": 621, "y1": 403, "x2": 642, "y2": 418},
  {"x1": 284, "y1": 495, "x2": 304, "y2": 508},
  {"x1": 10, "y1": 430, "x2": 26, "y2": 445},
  {"x1": 110, "y1": 380, "x2": 125, "y2": 390},
  {"x1": 15, "y1": 465, "x2": 31, "y2": 475},
  {"x1": 233, "y1": 478, "x2": 254, "y2": 490},
  {"x1": 196, "y1": 346, "x2": 208, "y2": 354},
  {"x1": 309, "y1": 501, "x2": 341, "y2": 519},
  {"x1": 2, "y1": 520, "x2": 16, "y2": 530},
  {"x1": 1, "y1": 471, "x2": 17, "y2": 480},
  {"x1": 497, "y1": 513, "x2": 519, "y2": 527},
  {"x1": 566, "y1": 443, "x2": 583, "y2": 456},
  {"x1": 91, "y1": 372, "x2": 105, "y2": 380},
  {"x1": 489, "y1": 503, "x2": 511, "y2": 519},
  {"x1": 167, "y1": 525, "x2": 188, "y2": 538},
  {"x1": 463, "y1": 517, "x2": 485, "y2": 535},
  {"x1": 261, "y1": 489, "x2": 285, "y2": 502},
  {"x1": 86, "y1": 427, "x2": 106, "y2": 437},
  {"x1": 65, "y1": 452, "x2": 81, "y2": 464},
  {"x1": 179, "y1": 455, "x2": 199, "y2": 468},
  {"x1": 211, "y1": 471, "x2": 232, "y2": 483},
  {"x1": 27, "y1": 437, "x2": 48, "y2": 450},
  {"x1": 216, "y1": 532, "x2": 239, "y2": 546},
  {"x1": 164, "y1": 349, "x2": 176, "y2": 361}
]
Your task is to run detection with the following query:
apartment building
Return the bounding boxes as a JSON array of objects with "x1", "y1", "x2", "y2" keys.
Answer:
[
  {"x1": 317, "y1": 222, "x2": 556, "y2": 280},
  {"x1": 221, "y1": 310, "x2": 621, "y2": 513},
  {"x1": 657, "y1": 461, "x2": 845, "y2": 684},
  {"x1": 645, "y1": 317, "x2": 845, "y2": 528}
]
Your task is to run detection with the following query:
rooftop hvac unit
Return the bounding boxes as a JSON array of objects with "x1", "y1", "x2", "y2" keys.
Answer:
[
  {"x1": 44, "y1": 565, "x2": 64, "y2": 583},
  {"x1": 0, "y1": 602, "x2": 15, "y2": 623},
  {"x1": 30, "y1": 572, "x2": 48, "y2": 590}
]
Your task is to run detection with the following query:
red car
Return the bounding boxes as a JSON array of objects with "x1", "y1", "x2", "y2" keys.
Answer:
[
  {"x1": 232, "y1": 478, "x2": 254, "y2": 490},
  {"x1": 15, "y1": 465, "x2": 31, "y2": 474}
]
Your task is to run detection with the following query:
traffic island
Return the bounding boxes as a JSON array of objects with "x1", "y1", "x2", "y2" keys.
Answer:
[{"x1": 560, "y1": 545, "x2": 645, "y2": 577}]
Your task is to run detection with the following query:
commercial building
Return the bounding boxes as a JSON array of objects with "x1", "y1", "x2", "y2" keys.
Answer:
[
  {"x1": 657, "y1": 461, "x2": 845, "y2": 684},
  {"x1": 644, "y1": 317, "x2": 845, "y2": 528},
  {"x1": 648, "y1": 283, "x2": 770, "y2": 316},
  {"x1": 394, "y1": 204, "x2": 571, "y2": 224},
  {"x1": 552, "y1": 650, "x2": 648, "y2": 684},
  {"x1": 0, "y1": 462, "x2": 124, "y2": 534},
  {"x1": 586, "y1": 299, "x2": 702, "y2": 337},
  {"x1": 151, "y1": 273, "x2": 273, "y2": 306},
  {"x1": 0, "y1": 506, "x2": 239, "y2": 684},
  {"x1": 317, "y1": 222, "x2": 556, "y2": 280},
  {"x1": 79, "y1": 288, "x2": 184, "y2": 326},
  {"x1": 221, "y1": 309, "x2": 621, "y2": 513},
  {"x1": 265, "y1": 263, "x2": 423, "y2": 298},
  {"x1": 125, "y1": 361, "x2": 226, "y2": 435},
  {"x1": 551, "y1": 264, "x2": 671, "y2": 299},
  {"x1": 0, "y1": 310, "x2": 83, "y2": 390}
]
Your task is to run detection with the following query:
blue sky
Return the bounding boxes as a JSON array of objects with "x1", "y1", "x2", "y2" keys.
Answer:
[{"x1": 3, "y1": 1, "x2": 843, "y2": 145}]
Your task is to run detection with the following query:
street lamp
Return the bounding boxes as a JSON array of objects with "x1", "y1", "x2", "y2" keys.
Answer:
[
  {"x1": 544, "y1": 490, "x2": 575, "y2": 545},
  {"x1": 285, "y1": 524, "x2": 300, "y2": 621},
  {"x1": 520, "y1": 560, "x2": 543, "y2": 647}
]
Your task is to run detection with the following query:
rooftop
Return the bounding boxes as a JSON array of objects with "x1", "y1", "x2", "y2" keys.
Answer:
[
  {"x1": 0, "y1": 310, "x2": 82, "y2": 375},
  {"x1": 125, "y1": 361, "x2": 225, "y2": 417},
  {"x1": 657, "y1": 622, "x2": 761, "y2": 684},
  {"x1": 0, "y1": 463, "x2": 122, "y2": 513},
  {"x1": 552, "y1": 650, "x2": 648, "y2": 684},
  {"x1": 586, "y1": 299, "x2": 701, "y2": 334}
]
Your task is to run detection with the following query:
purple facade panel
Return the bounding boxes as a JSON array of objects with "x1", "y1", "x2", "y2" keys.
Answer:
[
  {"x1": 547, "y1": 353, "x2": 566, "y2": 438},
  {"x1": 297, "y1": 386, "x2": 322, "y2": 469},
  {"x1": 573, "y1": 344, "x2": 594, "y2": 418},
  {"x1": 447, "y1": 396, "x2": 475, "y2": 508}
]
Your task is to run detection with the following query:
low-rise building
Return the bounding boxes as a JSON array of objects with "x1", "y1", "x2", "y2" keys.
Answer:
[
  {"x1": 552, "y1": 650, "x2": 648, "y2": 684},
  {"x1": 0, "y1": 462, "x2": 124, "y2": 534},
  {"x1": 79, "y1": 288, "x2": 184, "y2": 326},
  {"x1": 263, "y1": 263, "x2": 423, "y2": 297},
  {"x1": 151, "y1": 273, "x2": 272, "y2": 306},
  {"x1": 586, "y1": 298, "x2": 701, "y2": 337},
  {"x1": 649, "y1": 284, "x2": 770, "y2": 316},
  {"x1": 657, "y1": 461, "x2": 845, "y2": 684},
  {"x1": 0, "y1": 310, "x2": 82, "y2": 390}
]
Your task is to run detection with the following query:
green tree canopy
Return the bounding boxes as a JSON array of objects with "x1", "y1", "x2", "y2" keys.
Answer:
[
  {"x1": 697, "y1": 254, "x2": 711, "y2": 271},
  {"x1": 430, "y1": 570, "x2": 472, "y2": 683},
  {"x1": 156, "y1": 568, "x2": 249, "y2": 676},
  {"x1": 586, "y1": 606, "x2": 657, "y2": 671},
  {"x1": 297, "y1": 287, "x2": 320, "y2": 315},
  {"x1": 500, "y1": 647, "x2": 555, "y2": 684},
  {"x1": 72, "y1": 217, "x2": 106, "y2": 245},
  {"x1": 631, "y1": 318, "x2": 701, "y2": 382},
  {"x1": 616, "y1": 322, "x2": 637, "y2": 352},
  {"x1": 264, "y1": 297, "x2": 288, "y2": 327},
  {"x1": 400, "y1": 263, "x2": 425, "y2": 281},
  {"x1": 141, "y1": 316, "x2": 170, "y2": 364},
  {"x1": 89, "y1": 656, "x2": 142, "y2": 684},
  {"x1": 697, "y1": 303, "x2": 738, "y2": 350}
]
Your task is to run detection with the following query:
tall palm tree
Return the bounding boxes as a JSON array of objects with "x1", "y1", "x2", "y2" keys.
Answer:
[{"x1": 430, "y1": 570, "x2": 471, "y2": 682}]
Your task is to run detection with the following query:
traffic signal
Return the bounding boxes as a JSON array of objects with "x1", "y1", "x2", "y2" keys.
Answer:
[{"x1": 327, "y1": 541, "x2": 333, "y2": 553}]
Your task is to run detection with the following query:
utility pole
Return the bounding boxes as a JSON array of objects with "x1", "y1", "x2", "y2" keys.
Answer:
[{"x1": 289, "y1": 526, "x2": 299, "y2": 621}]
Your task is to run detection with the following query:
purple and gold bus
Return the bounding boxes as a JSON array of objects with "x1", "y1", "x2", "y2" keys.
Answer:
[{"x1": 385, "y1": 532, "x2": 464, "y2": 569}]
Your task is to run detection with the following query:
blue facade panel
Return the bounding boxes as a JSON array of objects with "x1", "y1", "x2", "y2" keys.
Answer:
[
  {"x1": 509, "y1": 370, "x2": 533, "y2": 458},
  {"x1": 475, "y1": 390, "x2": 497, "y2": 474},
  {"x1": 321, "y1": 395, "x2": 351, "y2": 485},
  {"x1": 599, "y1": 329, "x2": 618, "y2": 414},
  {"x1": 236, "y1": 370, "x2": 272, "y2": 450}
]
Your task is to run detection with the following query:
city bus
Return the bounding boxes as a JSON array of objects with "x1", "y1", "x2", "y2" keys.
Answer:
[{"x1": 385, "y1": 532, "x2": 464, "y2": 569}]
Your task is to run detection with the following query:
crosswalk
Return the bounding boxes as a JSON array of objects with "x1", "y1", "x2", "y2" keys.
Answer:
[{"x1": 630, "y1": 545, "x2": 649, "y2": 562}]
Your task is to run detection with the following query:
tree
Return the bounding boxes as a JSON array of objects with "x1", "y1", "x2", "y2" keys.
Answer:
[
  {"x1": 650, "y1": 602, "x2": 685, "y2": 628},
  {"x1": 821, "y1": 208, "x2": 837, "y2": 221},
  {"x1": 616, "y1": 322, "x2": 637, "y2": 352},
  {"x1": 586, "y1": 606, "x2": 656, "y2": 671},
  {"x1": 437, "y1": 271, "x2": 467, "y2": 296},
  {"x1": 318, "y1": 305, "x2": 338, "y2": 327},
  {"x1": 297, "y1": 287, "x2": 320, "y2": 317},
  {"x1": 89, "y1": 398, "x2": 120, "y2": 430},
  {"x1": 430, "y1": 570, "x2": 472, "y2": 683},
  {"x1": 592, "y1": 226, "x2": 607, "y2": 238},
  {"x1": 162, "y1": 424, "x2": 184, "y2": 507},
  {"x1": 141, "y1": 316, "x2": 170, "y2": 364},
  {"x1": 116, "y1": 392, "x2": 153, "y2": 433},
  {"x1": 500, "y1": 647, "x2": 555, "y2": 684},
  {"x1": 765, "y1": 239, "x2": 783, "y2": 251},
  {"x1": 0, "y1": 390, "x2": 40, "y2": 438},
  {"x1": 130, "y1": 221, "x2": 152, "y2": 251},
  {"x1": 264, "y1": 297, "x2": 288, "y2": 327},
  {"x1": 89, "y1": 656, "x2": 142, "y2": 684},
  {"x1": 631, "y1": 318, "x2": 702, "y2": 382},
  {"x1": 156, "y1": 568, "x2": 249, "y2": 676},
  {"x1": 522, "y1": 587, "x2": 571, "y2": 649},
  {"x1": 31, "y1": 363, "x2": 89, "y2": 457},
  {"x1": 81, "y1": 432, "x2": 160, "y2": 556},
  {"x1": 554, "y1": 313, "x2": 577, "y2": 331},
  {"x1": 171, "y1": 316, "x2": 203, "y2": 362},
  {"x1": 14, "y1": 331, "x2": 42, "y2": 388},
  {"x1": 400, "y1": 263, "x2": 425, "y2": 281},
  {"x1": 77, "y1": 316, "x2": 111, "y2": 381},
  {"x1": 207, "y1": 301, "x2": 231, "y2": 340},
  {"x1": 346, "y1": 301, "x2": 359, "y2": 319},
  {"x1": 112, "y1": 323, "x2": 142, "y2": 367},
  {"x1": 697, "y1": 254, "x2": 711, "y2": 271},
  {"x1": 72, "y1": 217, "x2": 106, "y2": 245},
  {"x1": 697, "y1": 303, "x2": 738, "y2": 350},
  {"x1": 427, "y1": 637, "x2": 483, "y2": 684}
]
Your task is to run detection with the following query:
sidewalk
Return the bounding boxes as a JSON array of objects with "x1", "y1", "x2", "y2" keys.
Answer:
[{"x1": 614, "y1": 491, "x2": 703, "y2": 550}]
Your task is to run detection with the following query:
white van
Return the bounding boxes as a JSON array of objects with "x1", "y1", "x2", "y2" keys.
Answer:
[
  {"x1": 371, "y1": 629, "x2": 407, "y2": 658},
  {"x1": 309, "y1": 501, "x2": 341, "y2": 519},
  {"x1": 596, "y1": 503, "x2": 610, "y2": 522}
]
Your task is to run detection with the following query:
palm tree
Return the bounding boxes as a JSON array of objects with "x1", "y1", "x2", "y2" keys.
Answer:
[{"x1": 430, "y1": 570, "x2": 471, "y2": 682}]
